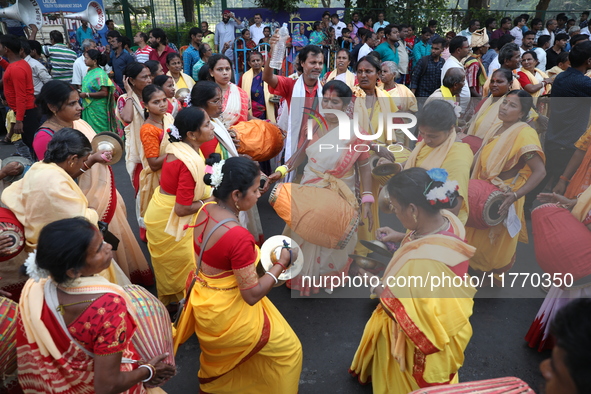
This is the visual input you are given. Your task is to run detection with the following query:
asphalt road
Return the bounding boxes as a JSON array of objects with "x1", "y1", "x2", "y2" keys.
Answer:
[{"x1": 0, "y1": 140, "x2": 550, "y2": 393}]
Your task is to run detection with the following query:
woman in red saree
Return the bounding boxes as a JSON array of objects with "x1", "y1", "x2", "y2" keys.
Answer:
[
  {"x1": 207, "y1": 54, "x2": 251, "y2": 128},
  {"x1": 17, "y1": 218, "x2": 175, "y2": 393}
]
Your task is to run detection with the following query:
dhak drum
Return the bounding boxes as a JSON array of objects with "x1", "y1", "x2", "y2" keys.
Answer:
[
  {"x1": 466, "y1": 179, "x2": 507, "y2": 229},
  {"x1": 0, "y1": 208, "x2": 25, "y2": 262},
  {"x1": 123, "y1": 285, "x2": 175, "y2": 387},
  {"x1": 0, "y1": 297, "x2": 18, "y2": 379},
  {"x1": 370, "y1": 145, "x2": 411, "y2": 186},
  {"x1": 532, "y1": 203, "x2": 591, "y2": 282},
  {"x1": 269, "y1": 183, "x2": 358, "y2": 250},
  {"x1": 231, "y1": 119, "x2": 284, "y2": 162}
]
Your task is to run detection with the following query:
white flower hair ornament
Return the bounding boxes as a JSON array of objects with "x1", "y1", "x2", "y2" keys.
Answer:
[
  {"x1": 167, "y1": 125, "x2": 181, "y2": 141},
  {"x1": 424, "y1": 168, "x2": 459, "y2": 206},
  {"x1": 210, "y1": 160, "x2": 225, "y2": 189},
  {"x1": 25, "y1": 251, "x2": 49, "y2": 282}
]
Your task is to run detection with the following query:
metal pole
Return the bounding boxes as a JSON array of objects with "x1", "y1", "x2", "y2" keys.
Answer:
[
  {"x1": 196, "y1": 0, "x2": 202, "y2": 26},
  {"x1": 120, "y1": 0, "x2": 134, "y2": 39},
  {"x1": 173, "y1": 0, "x2": 181, "y2": 47},
  {"x1": 149, "y1": 0, "x2": 156, "y2": 28},
  {"x1": 221, "y1": 0, "x2": 228, "y2": 13}
]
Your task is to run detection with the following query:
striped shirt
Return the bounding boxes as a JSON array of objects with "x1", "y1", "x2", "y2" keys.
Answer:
[
  {"x1": 135, "y1": 45, "x2": 154, "y2": 63},
  {"x1": 43, "y1": 43, "x2": 77, "y2": 83}
]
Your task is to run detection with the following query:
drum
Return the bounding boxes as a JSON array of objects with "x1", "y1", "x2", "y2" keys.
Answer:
[
  {"x1": 269, "y1": 183, "x2": 358, "y2": 250},
  {"x1": 231, "y1": 119, "x2": 284, "y2": 162},
  {"x1": 461, "y1": 135, "x2": 483, "y2": 155},
  {"x1": 370, "y1": 145, "x2": 411, "y2": 186},
  {"x1": 0, "y1": 207, "x2": 25, "y2": 262},
  {"x1": 532, "y1": 203, "x2": 591, "y2": 282},
  {"x1": 409, "y1": 376, "x2": 534, "y2": 393},
  {"x1": 0, "y1": 297, "x2": 18, "y2": 379},
  {"x1": 123, "y1": 285, "x2": 175, "y2": 387},
  {"x1": 466, "y1": 179, "x2": 507, "y2": 229}
]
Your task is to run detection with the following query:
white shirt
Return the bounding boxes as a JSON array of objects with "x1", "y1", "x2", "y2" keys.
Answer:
[
  {"x1": 541, "y1": 28, "x2": 555, "y2": 46},
  {"x1": 534, "y1": 47, "x2": 547, "y2": 71},
  {"x1": 397, "y1": 44, "x2": 409, "y2": 74},
  {"x1": 71, "y1": 55, "x2": 88, "y2": 86},
  {"x1": 581, "y1": 26, "x2": 590, "y2": 37},
  {"x1": 373, "y1": 21, "x2": 390, "y2": 31},
  {"x1": 488, "y1": 56, "x2": 501, "y2": 76},
  {"x1": 358, "y1": 43, "x2": 372, "y2": 61},
  {"x1": 215, "y1": 18, "x2": 246, "y2": 58},
  {"x1": 459, "y1": 29, "x2": 473, "y2": 44},
  {"x1": 440, "y1": 55, "x2": 470, "y2": 112},
  {"x1": 249, "y1": 23, "x2": 265, "y2": 45},
  {"x1": 331, "y1": 21, "x2": 347, "y2": 38},
  {"x1": 510, "y1": 26, "x2": 523, "y2": 46},
  {"x1": 25, "y1": 55, "x2": 51, "y2": 95}
]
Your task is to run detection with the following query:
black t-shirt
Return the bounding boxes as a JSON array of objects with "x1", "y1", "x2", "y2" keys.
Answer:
[{"x1": 545, "y1": 47, "x2": 562, "y2": 70}]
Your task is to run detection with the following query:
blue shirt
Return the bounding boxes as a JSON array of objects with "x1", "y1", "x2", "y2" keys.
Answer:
[
  {"x1": 546, "y1": 67, "x2": 591, "y2": 149},
  {"x1": 183, "y1": 45, "x2": 200, "y2": 75},
  {"x1": 76, "y1": 26, "x2": 94, "y2": 45},
  {"x1": 109, "y1": 49, "x2": 134, "y2": 89},
  {"x1": 374, "y1": 41, "x2": 399, "y2": 63},
  {"x1": 481, "y1": 48, "x2": 497, "y2": 72},
  {"x1": 412, "y1": 41, "x2": 431, "y2": 63}
]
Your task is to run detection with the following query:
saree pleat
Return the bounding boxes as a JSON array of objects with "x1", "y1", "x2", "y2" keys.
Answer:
[
  {"x1": 144, "y1": 188, "x2": 195, "y2": 305},
  {"x1": 174, "y1": 270, "x2": 302, "y2": 394}
]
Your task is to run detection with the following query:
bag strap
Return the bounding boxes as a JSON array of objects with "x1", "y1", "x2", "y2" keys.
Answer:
[{"x1": 196, "y1": 217, "x2": 238, "y2": 271}]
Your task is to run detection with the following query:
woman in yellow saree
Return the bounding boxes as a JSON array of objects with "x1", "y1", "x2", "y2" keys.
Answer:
[
  {"x1": 144, "y1": 107, "x2": 213, "y2": 307},
  {"x1": 403, "y1": 100, "x2": 473, "y2": 225},
  {"x1": 350, "y1": 167, "x2": 476, "y2": 393},
  {"x1": 464, "y1": 68, "x2": 512, "y2": 139},
  {"x1": 1, "y1": 128, "x2": 127, "y2": 285},
  {"x1": 17, "y1": 218, "x2": 175, "y2": 393},
  {"x1": 466, "y1": 90, "x2": 546, "y2": 283},
  {"x1": 174, "y1": 157, "x2": 302, "y2": 393},
  {"x1": 353, "y1": 56, "x2": 399, "y2": 256}
]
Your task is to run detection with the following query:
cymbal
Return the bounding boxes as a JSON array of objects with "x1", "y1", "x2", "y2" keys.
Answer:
[
  {"x1": 91, "y1": 132, "x2": 124, "y2": 165},
  {"x1": 378, "y1": 186, "x2": 394, "y2": 214},
  {"x1": 260, "y1": 235, "x2": 304, "y2": 281},
  {"x1": 359, "y1": 240, "x2": 393, "y2": 258},
  {"x1": 1, "y1": 156, "x2": 31, "y2": 183}
]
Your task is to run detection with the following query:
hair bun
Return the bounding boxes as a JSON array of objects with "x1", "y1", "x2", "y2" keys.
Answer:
[
  {"x1": 205, "y1": 153, "x2": 222, "y2": 166},
  {"x1": 203, "y1": 173, "x2": 213, "y2": 186}
]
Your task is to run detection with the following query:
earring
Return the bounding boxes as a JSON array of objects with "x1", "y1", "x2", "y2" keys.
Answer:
[
  {"x1": 412, "y1": 213, "x2": 417, "y2": 224},
  {"x1": 70, "y1": 162, "x2": 74, "y2": 168},
  {"x1": 235, "y1": 202, "x2": 241, "y2": 212}
]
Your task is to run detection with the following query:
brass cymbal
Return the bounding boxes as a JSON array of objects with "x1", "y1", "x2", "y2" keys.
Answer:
[{"x1": 91, "y1": 132, "x2": 124, "y2": 165}]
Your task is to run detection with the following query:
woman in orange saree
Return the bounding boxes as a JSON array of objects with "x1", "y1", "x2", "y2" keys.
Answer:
[
  {"x1": 17, "y1": 218, "x2": 175, "y2": 393},
  {"x1": 350, "y1": 167, "x2": 476, "y2": 393},
  {"x1": 174, "y1": 157, "x2": 302, "y2": 394}
]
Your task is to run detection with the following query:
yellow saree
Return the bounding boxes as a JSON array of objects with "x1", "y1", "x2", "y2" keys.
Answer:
[
  {"x1": 350, "y1": 212, "x2": 476, "y2": 393},
  {"x1": 173, "y1": 237, "x2": 302, "y2": 393},
  {"x1": 466, "y1": 122, "x2": 544, "y2": 275},
  {"x1": 75, "y1": 119, "x2": 153, "y2": 285},
  {"x1": 386, "y1": 83, "x2": 418, "y2": 113},
  {"x1": 144, "y1": 143, "x2": 209, "y2": 306},
  {"x1": 466, "y1": 96, "x2": 503, "y2": 139},
  {"x1": 404, "y1": 131, "x2": 473, "y2": 224},
  {"x1": 324, "y1": 69, "x2": 357, "y2": 88},
  {"x1": 353, "y1": 87, "x2": 398, "y2": 256}
]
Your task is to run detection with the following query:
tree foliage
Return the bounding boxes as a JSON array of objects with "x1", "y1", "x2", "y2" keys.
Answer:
[{"x1": 253, "y1": 0, "x2": 300, "y2": 13}]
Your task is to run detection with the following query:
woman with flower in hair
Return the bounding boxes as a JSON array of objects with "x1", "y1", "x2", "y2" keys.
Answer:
[
  {"x1": 17, "y1": 217, "x2": 176, "y2": 393},
  {"x1": 144, "y1": 106, "x2": 215, "y2": 309},
  {"x1": 350, "y1": 167, "x2": 476, "y2": 393},
  {"x1": 466, "y1": 90, "x2": 545, "y2": 284},
  {"x1": 174, "y1": 156, "x2": 302, "y2": 394}
]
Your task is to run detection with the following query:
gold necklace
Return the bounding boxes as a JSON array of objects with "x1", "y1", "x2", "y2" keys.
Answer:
[
  {"x1": 48, "y1": 118, "x2": 72, "y2": 130},
  {"x1": 217, "y1": 202, "x2": 238, "y2": 218},
  {"x1": 148, "y1": 116, "x2": 163, "y2": 126},
  {"x1": 410, "y1": 217, "x2": 449, "y2": 240}
]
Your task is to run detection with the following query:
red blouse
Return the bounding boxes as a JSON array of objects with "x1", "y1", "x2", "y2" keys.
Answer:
[
  {"x1": 200, "y1": 135, "x2": 221, "y2": 158},
  {"x1": 160, "y1": 158, "x2": 197, "y2": 205},
  {"x1": 194, "y1": 207, "x2": 256, "y2": 271}
]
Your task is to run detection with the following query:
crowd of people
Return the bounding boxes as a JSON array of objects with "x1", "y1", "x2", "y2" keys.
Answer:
[{"x1": 0, "y1": 7, "x2": 590, "y2": 394}]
